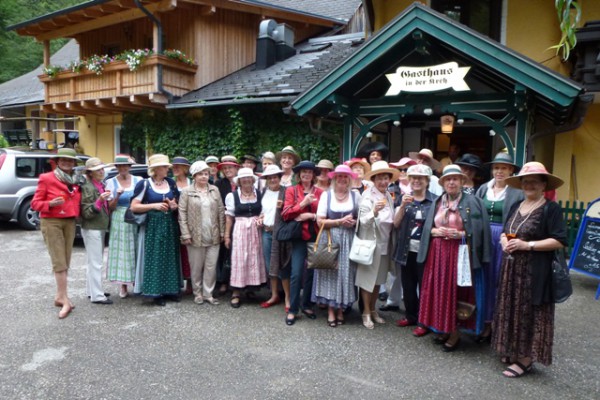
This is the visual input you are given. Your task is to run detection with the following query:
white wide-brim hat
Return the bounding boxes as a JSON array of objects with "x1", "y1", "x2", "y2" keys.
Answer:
[{"x1": 233, "y1": 167, "x2": 258, "y2": 185}]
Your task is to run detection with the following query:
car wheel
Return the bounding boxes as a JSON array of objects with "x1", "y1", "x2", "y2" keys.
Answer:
[{"x1": 18, "y1": 198, "x2": 39, "y2": 230}]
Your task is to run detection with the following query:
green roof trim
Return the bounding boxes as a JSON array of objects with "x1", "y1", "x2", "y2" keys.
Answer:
[{"x1": 292, "y1": 2, "x2": 583, "y2": 116}]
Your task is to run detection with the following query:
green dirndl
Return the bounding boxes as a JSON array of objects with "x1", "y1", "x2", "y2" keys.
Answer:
[
  {"x1": 142, "y1": 210, "x2": 181, "y2": 296},
  {"x1": 106, "y1": 206, "x2": 138, "y2": 284}
]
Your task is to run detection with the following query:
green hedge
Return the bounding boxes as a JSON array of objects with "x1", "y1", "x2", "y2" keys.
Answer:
[{"x1": 120, "y1": 104, "x2": 341, "y2": 163}]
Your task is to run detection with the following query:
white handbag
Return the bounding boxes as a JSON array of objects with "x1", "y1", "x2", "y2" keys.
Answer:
[{"x1": 349, "y1": 207, "x2": 377, "y2": 265}]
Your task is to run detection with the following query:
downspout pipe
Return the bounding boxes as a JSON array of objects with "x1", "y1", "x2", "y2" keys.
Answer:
[{"x1": 133, "y1": 0, "x2": 174, "y2": 102}]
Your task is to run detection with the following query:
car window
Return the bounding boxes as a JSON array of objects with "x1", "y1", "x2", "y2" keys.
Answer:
[
  {"x1": 15, "y1": 157, "x2": 37, "y2": 178},
  {"x1": 41, "y1": 158, "x2": 54, "y2": 174}
]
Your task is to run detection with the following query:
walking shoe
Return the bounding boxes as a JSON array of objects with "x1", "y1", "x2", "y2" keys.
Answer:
[
  {"x1": 396, "y1": 318, "x2": 416, "y2": 327},
  {"x1": 412, "y1": 326, "x2": 430, "y2": 337}
]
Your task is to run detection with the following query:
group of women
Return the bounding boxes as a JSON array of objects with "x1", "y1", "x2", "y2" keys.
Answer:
[{"x1": 34, "y1": 144, "x2": 567, "y2": 378}]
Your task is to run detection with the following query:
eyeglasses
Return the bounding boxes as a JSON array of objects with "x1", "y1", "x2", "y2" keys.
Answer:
[{"x1": 398, "y1": 168, "x2": 408, "y2": 172}]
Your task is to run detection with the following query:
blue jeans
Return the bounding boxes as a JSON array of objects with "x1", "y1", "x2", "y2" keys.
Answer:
[
  {"x1": 262, "y1": 230, "x2": 273, "y2": 276},
  {"x1": 280, "y1": 239, "x2": 313, "y2": 314}
]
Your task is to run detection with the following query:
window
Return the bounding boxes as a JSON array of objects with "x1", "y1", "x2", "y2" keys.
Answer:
[
  {"x1": 431, "y1": 0, "x2": 502, "y2": 41},
  {"x1": 15, "y1": 158, "x2": 37, "y2": 178}
]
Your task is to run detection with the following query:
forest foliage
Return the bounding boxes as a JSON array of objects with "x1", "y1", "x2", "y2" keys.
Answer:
[{"x1": 0, "y1": 0, "x2": 84, "y2": 84}]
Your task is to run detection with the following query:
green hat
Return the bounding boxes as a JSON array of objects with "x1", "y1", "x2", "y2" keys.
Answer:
[{"x1": 52, "y1": 148, "x2": 80, "y2": 161}]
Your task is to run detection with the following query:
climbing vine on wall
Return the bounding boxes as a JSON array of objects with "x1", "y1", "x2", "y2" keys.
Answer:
[{"x1": 120, "y1": 104, "x2": 341, "y2": 163}]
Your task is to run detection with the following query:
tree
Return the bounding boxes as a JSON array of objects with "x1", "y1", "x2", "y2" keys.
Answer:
[{"x1": 0, "y1": 0, "x2": 83, "y2": 83}]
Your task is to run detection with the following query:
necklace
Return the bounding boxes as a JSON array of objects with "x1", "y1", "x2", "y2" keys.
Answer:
[
  {"x1": 241, "y1": 190, "x2": 255, "y2": 199},
  {"x1": 508, "y1": 197, "x2": 545, "y2": 235},
  {"x1": 153, "y1": 178, "x2": 164, "y2": 185},
  {"x1": 334, "y1": 191, "x2": 349, "y2": 202}
]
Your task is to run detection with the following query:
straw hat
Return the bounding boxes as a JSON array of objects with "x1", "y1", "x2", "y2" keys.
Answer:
[
  {"x1": 328, "y1": 164, "x2": 358, "y2": 180},
  {"x1": 85, "y1": 157, "x2": 106, "y2": 171},
  {"x1": 112, "y1": 154, "x2": 134, "y2": 165},
  {"x1": 148, "y1": 154, "x2": 172, "y2": 168},
  {"x1": 408, "y1": 148, "x2": 442, "y2": 170},
  {"x1": 276, "y1": 146, "x2": 301, "y2": 165},
  {"x1": 316, "y1": 159, "x2": 334, "y2": 171},
  {"x1": 292, "y1": 160, "x2": 317, "y2": 174},
  {"x1": 233, "y1": 167, "x2": 258, "y2": 185},
  {"x1": 438, "y1": 164, "x2": 467, "y2": 185},
  {"x1": 205, "y1": 155, "x2": 219, "y2": 164},
  {"x1": 407, "y1": 164, "x2": 432, "y2": 177},
  {"x1": 390, "y1": 157, "x2": 417, "y2": 169},
  {"x1": 260, "y1": 164, "x2": 283, "y2": 178},
  {"x1": 218, "y1": 155, "x2": 240, "y2": 170},
  {"x1": 172, "y1": 156, "x2": 191, "y2": 166},
  {"x1": 52, "y1": 148, "x2": 80, "y2": 161},
  {"x1": 190, "y1": 161, "x2": 210, "y2": 176},
  {"x1": 504, "y1": 162, "x2": 564, "y2": 190},
  {"x1": 364, "y1": 161, "x2": 400, "y2": 182},
  {"x1": 344, "y1": 158, "x2": 371, "y2": 173}
]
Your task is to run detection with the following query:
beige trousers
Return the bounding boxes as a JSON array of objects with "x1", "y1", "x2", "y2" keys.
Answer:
[{"x1": 187, "y1": 244, "x2": 220, "y2": 298}]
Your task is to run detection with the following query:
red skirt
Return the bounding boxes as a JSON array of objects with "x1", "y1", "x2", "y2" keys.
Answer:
[
  {"x1": 180, "y1": 244, "x2": 191, "y2": 279},
  {"x1": 418, "y1": 237, "x2": 476, "y2": 333}
]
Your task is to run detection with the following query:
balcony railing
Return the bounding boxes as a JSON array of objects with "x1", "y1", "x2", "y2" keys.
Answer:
[{"x1": 39, "y1": 55, "x2": 197, "y2": 114}]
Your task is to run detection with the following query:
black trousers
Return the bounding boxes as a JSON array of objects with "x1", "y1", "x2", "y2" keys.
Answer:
[{"x1": 400, "y1": 251, "x2": 425, "y2": 323}]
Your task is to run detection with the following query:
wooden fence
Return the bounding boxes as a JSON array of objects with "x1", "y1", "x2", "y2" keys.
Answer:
[{"x1": 559, "y1": 200, "x2": 588, "y2": 255}]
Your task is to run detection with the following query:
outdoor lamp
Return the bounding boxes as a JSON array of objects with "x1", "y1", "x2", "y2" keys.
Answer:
[{"x1": 440, "y1": 114, "x2": 455, "y2": 134}]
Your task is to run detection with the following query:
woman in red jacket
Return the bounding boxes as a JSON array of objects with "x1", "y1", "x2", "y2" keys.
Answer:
[
  {"x1": 281, "y1": 160, "x2": 323, "y2": 326},
  {"x1": 32, "y1": 148, "x2": 83, "y2": 319}
]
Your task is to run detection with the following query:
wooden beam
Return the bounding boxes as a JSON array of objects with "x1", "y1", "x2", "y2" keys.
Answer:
[
  {"x1": 43, "y1": 41, "x2": 50, "y2": 67},
  {"x1": 95, "y1": 98, "x2": 135, "y2": 114},
  {"x1": 130, "y1": 94, "x2": 167, "y2": 108},
  {"x1": 99, "y1": 4, "x2": 125, "y2": 13},
  {"x1": 65, "y1": 101, "x2": 88, "y2": 114},
  {"x1": 82, "y1": 9, "x2": 108, "y2": 18},
  {"x1": 199, "y1": 5, "x2": 216, "y2": 16},
  {"x1": 38, "y1": 20, "x2": 61, "y2": 30},
  {"x1": 148, "y1": 93, "x2": 169, "y2": 104},
  {"x1": 34, "y1": 0, "x2": 177, "y2": 41},
  {"x1": 117, "y1": 0, "x2": 138, "y2": 8},
  {"x1": 51, "y1": 103, "x2": 89, "y2": 116}
]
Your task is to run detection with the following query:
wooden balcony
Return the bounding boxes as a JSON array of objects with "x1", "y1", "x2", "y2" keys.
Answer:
[{"x1": 39, "y1": 54, "x2": 197, "y2": 115}]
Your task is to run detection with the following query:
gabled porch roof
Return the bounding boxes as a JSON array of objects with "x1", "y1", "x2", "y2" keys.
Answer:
[{"x1": 291, "y1": 2, "x2": 588, "y2": 128}]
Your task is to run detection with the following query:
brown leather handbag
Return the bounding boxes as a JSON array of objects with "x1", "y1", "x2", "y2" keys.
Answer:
[{"x1": 307, "y1": 223, "x2": 339, "y2": 270}]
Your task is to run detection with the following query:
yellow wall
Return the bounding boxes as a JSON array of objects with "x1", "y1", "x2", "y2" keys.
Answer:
[{"x1": 78, "y1": 114, "x2": 122, "y2": 162}]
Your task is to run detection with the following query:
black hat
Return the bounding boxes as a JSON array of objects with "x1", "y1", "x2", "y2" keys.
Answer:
[
  {"x1": 292, "y1": 160, "x2": 317, "y2": 174},
  {"x1": 356, "y1": 141, "x2": 389, "y2": 161},
  {"x1": 454, "y1": 153, "x2": 483, "y2": 171},
  {"x1": 240, "y1": 154, "x2": 260, "y2": 164}
]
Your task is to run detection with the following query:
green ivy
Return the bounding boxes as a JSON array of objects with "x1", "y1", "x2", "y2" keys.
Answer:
[{"x1": 120, "y1": 104, "x2": 341, "y2": 163}]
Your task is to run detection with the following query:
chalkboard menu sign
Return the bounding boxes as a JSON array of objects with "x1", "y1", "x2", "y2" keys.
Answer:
[{"x1": 569, "y1": 198, "x2": 600, "y2": 300}]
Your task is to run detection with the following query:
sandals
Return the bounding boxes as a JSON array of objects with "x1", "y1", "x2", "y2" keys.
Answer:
[
  {"x1": 205, "y1": 297, "x2": 220, "y2": 305},
  {"x1": 503, "y1": 361, "x2": 532, "y2": 378},
  {"x1": 371, "y1": 311, "x2": 386, "y2": 324},
  {"x1": 500, "y1": 356, "x2": 512, "y2": 364},
  {"x1": 230, "y1": 295, "x2": 241, "y2": 308},
  {"x1": 362, "y1": 314, "x2": 374, "y2": 330},
  {"x1": 328, "y1": 319, "x2": 337, "y2": 328}
]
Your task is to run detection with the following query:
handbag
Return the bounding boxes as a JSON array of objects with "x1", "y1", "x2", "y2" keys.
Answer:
[
  {"x1": 124, "y1": 179, "x2": 148, "y2": 226},
  {"x1": 124, "y1": 207, "x2": 147, "y2": 226},
  {"x1": 276, "y1": 188, "x2": 303, "y2": 241},
  {"x1": 456, "y1": 301, "x2": 476, "y2": 320},
  {"x1": 349, "y1": 206, "x2": 377, "y2": 265},
  {"x1": 552, "y1": 248, "x2": 573, "y2": 303},
  {"x1": 307, "y1": 223, "x2": 339, "y2": 270},
  {"x1": 457, "y1": 237, "x2": 472, "y2": 287}
]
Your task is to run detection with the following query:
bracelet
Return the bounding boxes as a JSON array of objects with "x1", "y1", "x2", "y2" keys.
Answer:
[{"x1": 337, "y1": 220, "x2": 341, "y2": 227}]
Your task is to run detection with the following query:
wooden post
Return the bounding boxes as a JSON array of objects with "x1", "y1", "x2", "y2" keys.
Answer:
[
  {"x1": 43, "y1": 40, "x2": 50, "y2": 67},
  {"x1": 153, "y1": 15, "x2": 160, "y2": 52}
]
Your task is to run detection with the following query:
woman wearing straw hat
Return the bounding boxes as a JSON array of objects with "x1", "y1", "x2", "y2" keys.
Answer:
[
  {"x1": 224, "y1": 168, "x2": 266, "y2": 308},
  {"x1": 492, "y1": 162, "x2": 567, "y2": 378},
  {"x1": 179, "y1": 161, "x2": 225, "y2": 305},
  {"x1": 131, "y1": 154, "x2": 181, "y2": 306},
  {"x1": 313, "y1": 165, "x2": 361, "y2": 327},
  {"x1": 355, "y1": 161, "x2": 398, "y2": 329},
  {"x1": 32, "y1": 148, "x2": 83, "y2": 319},
  {"x1": 204, "y1": 156, "x2": 220, "y2": 185},
  {"x1": 172, "y1": 156, "x2": 192, "y2": 294},
  {"x1": 474, "y1": 152, "x2": 524, "y2": 342},
  {"x1": 259, "y1": 164, "x2": 289, "y2": 309},
  {"x1": 281, "y1": 160, "x2": 323, "y2": 325},
  {"x1": 315, "y1": 159, "x2": 334, "y2": 191},
  {"x1": 417, "y1": 165, "x2": 491, "y2": 349},
  {"x1": 80, "y1": 157, "x2": 113, "y2": 305},
  {"x1": 105, "y1": 154, "x2": 143, "y2": 299},
  {"x1": 393, "y1": 164, "x2": 436, "y2": 333},
  {"x1": 409, "y1": 148, "x2": 444, "y2": 195},
  {"x1": 345, "y1": 158, "x2": 373, "y2": 194},
  {"x1": 276, "y1": 146, "x2": 300, "y2": 187}
]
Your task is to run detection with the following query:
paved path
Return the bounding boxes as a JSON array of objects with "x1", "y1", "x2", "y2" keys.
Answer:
[{"x1": 1, "y1": 221, "x2": 599, "y2": 399}]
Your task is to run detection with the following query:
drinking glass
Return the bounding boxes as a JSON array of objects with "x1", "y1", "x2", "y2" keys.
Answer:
[{"x1": 505, "y1": 233, "x2": 517, "y2": 260}]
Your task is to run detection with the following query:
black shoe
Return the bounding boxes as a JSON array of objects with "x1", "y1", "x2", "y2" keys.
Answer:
[
  {"x1": 88, "y1": 292, "x2": 111, "y2": 299},
  {"x1": 153, "y1": 297, "x2": 166, "y2": 306},
  {"x1": 164, "y1": 294, "x2": 181, "y2": 302},
  {"x1": 301, "y1": 310, "x2": 317, "y2": 320},
  {"x1": 378, "y1": 292, "x2": 389, "y2": 301},
  {"x1": 285, "y1": 315, "x2": 296, "y2": 326},
  {"x1": 92, "y1": 298, "x2": 113, "y2": 305},
  {"x1": 442, "y1": 338, "x2": 461, "y2": 352},
  {"x1": 379, "y1": 304, "x2": 400, "y2": 312}
]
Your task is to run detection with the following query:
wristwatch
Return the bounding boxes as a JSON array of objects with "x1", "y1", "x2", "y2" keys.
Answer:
[{"x1": 528, "y1": 241, "x2": 535, "y2": 251}]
